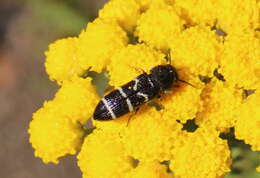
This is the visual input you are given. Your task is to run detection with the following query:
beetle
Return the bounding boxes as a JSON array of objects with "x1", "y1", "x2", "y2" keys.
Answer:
[{"x1": 93, "y1": 64, "x2": 179, "y2": 121}]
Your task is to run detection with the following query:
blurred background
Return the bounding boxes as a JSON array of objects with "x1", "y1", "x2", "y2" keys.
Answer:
[{"x1": 0, "y1": 0, "x2": 259, "y2": 178}]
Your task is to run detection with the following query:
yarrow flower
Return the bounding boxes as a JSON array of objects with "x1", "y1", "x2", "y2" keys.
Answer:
[
  {"x1": 170, "y1": 127, "x2": 231, "y2": 178},
  {"x1": 29, "y1": 0, "x2": 260, "y2": 177}
]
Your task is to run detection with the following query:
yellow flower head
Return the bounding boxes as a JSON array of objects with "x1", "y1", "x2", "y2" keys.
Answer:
[
  {"x1": 161, "y1": 83, "x2": 202, "y2": 123},
  {"x1": 170, "y1": 127, "x2": 231, "y2": 178},
  {"x1": 29, "y1": 101, "x2": 84, "y2": 164},
  {"x1": 54, "y1": 77, "x2": 100, "y2": 124},
  {"x1": 219, "y1": 30, "x2": 260, "y2": 88},
  {"x1": 169, "y1": 25, "x2": 221, "y2": 84},
  {"x1": 197, "y1": 79, "x2": 243, "y2": 131},
  {"x1": 77, "y1": 19, "x2": 128, "y2": 72},
  {"x1": 136, "y1": 1, "x2": 184, "y2": 50},
  {"x1": 214, "y1": 0, "x2": 259, "y2": 34},
  {"x1": 77, "y1": 130, "x2": 133, "y2": 178},
  {"x1": 29, "y1": 0, "x2": 260, "y2": 177},
  {"x1": 99, "y1": 0, "x2": 141, "y2": 31},
  {"x1": 235, "y1": 91, "x2": 260, "y2": 151},
  {"x1": 122, "y1": 107, "x2": 182, "y2": 161},
  {"x1": 45, "y1": 37, "x2": 83, "y2": 84}
]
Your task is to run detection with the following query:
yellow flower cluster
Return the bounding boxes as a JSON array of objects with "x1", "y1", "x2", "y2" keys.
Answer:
[
  {"x1": 196, "y1": 80, "x2": 242, "y2": 132},
  {"x1": 29, "y1": 77, "x2": 99, "y2": 163},
  {"x1": 169, "y1": 25, "x2": 221, "y2": 83},
  {"x1": 170, "y1": 127, "x2": 231, "y2": 178},
  {"x1": 219, "y1": 31, "x2": 260, "y2": 88},
  {"x1": 77, "y1": 130, "x2": 133, "y2": 178},
  {"x1": 235, "y1": 90, "x2": 260, "y2": 151},
  {"x1": 136, "y1": 2, "x2": 184, "y2": 50},
  {"x1": 29, "y1": 0, "x2": 260, "y2": 177},
  {"x1": 45, "y1": 37, "x2": 83, "y2": 84},
  {"x1": 29, "y1": 101, "x2": 84, "y2": 163}
]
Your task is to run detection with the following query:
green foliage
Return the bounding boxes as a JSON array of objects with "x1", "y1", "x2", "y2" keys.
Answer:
[
  {"x1": 222, "y1": 131, "x2": 260, "y2": 178},
  {"x1": 27, "y1": 0, "x2": 87, "y2": 37}
]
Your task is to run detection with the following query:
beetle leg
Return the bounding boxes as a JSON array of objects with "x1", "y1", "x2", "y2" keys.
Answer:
[
  {"x1": 126, "y1": 108, "x2": 140, "y2": 126},
  {"x1": 130, "y1": 65, "x2": 146, "y2": 74}
]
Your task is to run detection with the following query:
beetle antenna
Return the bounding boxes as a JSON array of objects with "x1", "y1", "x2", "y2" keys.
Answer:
[
  {"x1": 165, "y1": 49, "x2": 172, "y2": 64},
  {"x1": 130, "y1": 66, "x2": 146, "y2": 74},
  {"x1": 81, "y1": 66, "x2": 92, "y2": 78},
  {"x1": 178, "y1": 79, "x2": 196, "y2": 88},
  {"x1": 86, "y1": 66, "x2": 92, "y2": 73}
]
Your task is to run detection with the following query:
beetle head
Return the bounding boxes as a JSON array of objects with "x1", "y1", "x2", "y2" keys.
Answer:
[{"x1": 150, "y1": 64, "x2": 178, "y2": 91}]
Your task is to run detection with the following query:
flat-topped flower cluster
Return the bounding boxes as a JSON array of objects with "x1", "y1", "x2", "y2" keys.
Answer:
[{"x1": 28, "y1": 0, "x2": 260, "y2": 177}]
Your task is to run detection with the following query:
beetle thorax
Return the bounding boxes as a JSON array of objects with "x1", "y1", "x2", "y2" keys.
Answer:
[{"x1": 150, "y1": 64, "x2": 178, "y2": 91}]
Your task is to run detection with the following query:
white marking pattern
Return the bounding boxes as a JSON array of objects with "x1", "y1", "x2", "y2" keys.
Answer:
[
  {"x1": 134, "y1": 77, "x2": 149, "y2": 102},
  {"x1": 137, "y1": 92, "x2": 149, "y2": 102},
  {"x1": 133, "y1": 78, "x2": 139, "y2": 91},
  {"x1": 148, "y1": 77, "x2": 154, "y2": 88},
  {"x1": 117, "y1": 87, "x2": 134, "y2": 112},
  {"x1": 102, "y1": 98, "x2": 116, "y2": 119}
]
